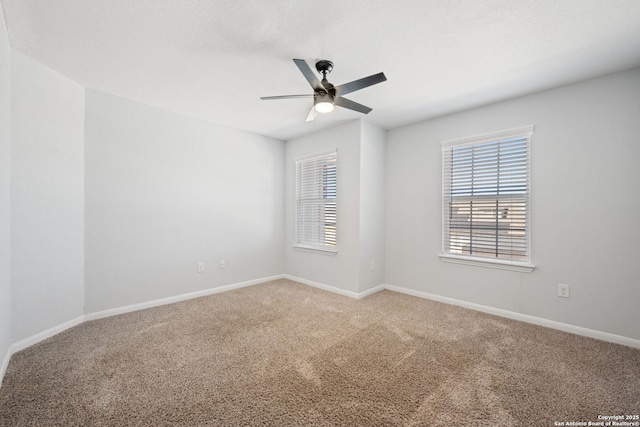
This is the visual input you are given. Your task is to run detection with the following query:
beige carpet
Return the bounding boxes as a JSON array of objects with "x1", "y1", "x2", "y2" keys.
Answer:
[{"x1": 1, "y1": 279, "x2": 639, "y2": 426}]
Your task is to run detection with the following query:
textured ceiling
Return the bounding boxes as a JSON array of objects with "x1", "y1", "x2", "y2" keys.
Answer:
[{"x1": 2, "y1": 0, "x2": 640, "y2": 140}]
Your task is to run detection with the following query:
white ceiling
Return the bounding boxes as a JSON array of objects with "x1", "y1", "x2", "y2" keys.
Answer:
[{"x1": 3, "y1": 0, "x2": 640, "y2": 140}]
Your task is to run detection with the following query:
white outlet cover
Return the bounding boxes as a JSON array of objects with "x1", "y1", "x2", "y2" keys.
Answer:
[{"x1": 558, "y1": 284, "x2": 570, "y2": 298}]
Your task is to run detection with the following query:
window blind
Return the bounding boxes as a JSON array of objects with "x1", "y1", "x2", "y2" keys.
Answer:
[
  {"x1": 442, "y1": 127, "x2": 532, "y2": 262},
  {"x1": 295, "y1": 150, "x2": 337, "y2": 250}
]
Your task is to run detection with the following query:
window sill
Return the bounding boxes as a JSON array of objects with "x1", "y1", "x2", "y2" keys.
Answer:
[
  {"x1": 439, "y1": 253, "x2": 535, "y2": 273},
  {"x1": 293, "y1": 245, "x2": 338, "y2": 256}
]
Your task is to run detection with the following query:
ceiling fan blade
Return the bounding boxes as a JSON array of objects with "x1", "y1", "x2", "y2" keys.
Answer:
[
  {"x1": 260, "y1": 94, "x2": 313, "y2": 100},
  {"x1": 293, "y1": 59, "x2": 325, "y2": 92},
  {"x1": 334, "y1": 72, "x2": 387, "y2": 97},
  {"x1": 335, "y1": 97, "x2": 373, "y2": 114},
  {"x1": 306, "y1": 106, "x2": 317, "y2": 122}
]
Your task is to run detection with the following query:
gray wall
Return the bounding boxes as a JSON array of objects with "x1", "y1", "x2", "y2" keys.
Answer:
[
  {"x1": 358, "y1": 122, "x2": 386, "y2": 293},
  {"x1": 0, "y1": 5, "x2": 12, "y2": 380},
  {"x1": 10, "y1": 51, "x2": 85, "y2": 342},
  {"x1": 284, "y1": 120, "x2": 387, "y2": 295},
  {"x1": 384, "y1": 68, "x2": 640, "y2": 340},
  {"x1": 284, "y1": 121, "x2": 362, "y2": 293},
  {"x1": 84, "y1": 90, "x2": 285, "y2": 313}
]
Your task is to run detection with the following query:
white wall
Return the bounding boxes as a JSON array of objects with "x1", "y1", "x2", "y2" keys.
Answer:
[
  {"x1": 0, "y1": 5, "x2": 13, "y2": 379},
  {"x1": 84, "y1": 90, "x2": 284, "y2": 313},
  {"x1": 358, "y1": 121, "x2": 386, "y2": 292},
  {"x1": 385, "y1": 67, "x2": 640, "y2": 340},
  {"x1": 284, "y1": 121, "x2": 362, "y2": 293},
  {"x1": 10, "y1": 51, "x2": 85, "y2": 342}
]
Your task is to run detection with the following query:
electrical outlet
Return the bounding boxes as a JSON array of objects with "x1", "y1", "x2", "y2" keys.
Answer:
[
  {"x1": 197, "y1": 262, "x2": 205, "y2": 273},
  {"x1": 558, "y1": 283, "x2": 570, "y2": 298},
  {"x1": 370, "y1": 260, "x2": 375, "y2": 271},
  {"x1": 219, "y1": 259, "x2": 225, "y2": 269}
]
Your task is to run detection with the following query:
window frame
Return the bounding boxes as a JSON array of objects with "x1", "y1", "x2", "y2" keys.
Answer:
[
  {"x1": 293, "y1": 149, "x2": 338, "y2": 255},
  {"x1": 440, "y1": 126, "x2": 535, "y2": 273}
]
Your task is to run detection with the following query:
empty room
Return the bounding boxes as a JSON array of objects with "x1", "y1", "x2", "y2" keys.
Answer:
[{"x1": 1, "y1": 1, "x2": 639, "y2": 425}]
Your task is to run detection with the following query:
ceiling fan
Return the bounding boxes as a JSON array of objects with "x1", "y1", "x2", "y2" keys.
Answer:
[{"x1": 260, "y1": 59, "x2": 387, "y2": 122}]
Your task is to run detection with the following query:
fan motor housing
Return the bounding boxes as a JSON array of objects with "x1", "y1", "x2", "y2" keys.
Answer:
[{"x1": 315, "y1": 60, "x2": 334, "y2": 75}]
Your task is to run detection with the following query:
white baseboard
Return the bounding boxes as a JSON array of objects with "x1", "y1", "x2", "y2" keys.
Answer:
[
  {"x1": 385, "y1": 284, "x2": 640, "y2": 349},
  {"x1": 10, "y1": 315, "x2": 86, "y2": 355},
  {"x1": 282, "y1": 274, "x2": 385, "y2": 300},
  {"x1": 359, "y1": 284, "x2": 386, "y2": 299},
  {"x1": 85, "y1": 274, "x2": 285, "y2": 322},
  {"x1": 0, "y1": 346, "x2": 10, "y2": 388},
  {"x1": 282, "y1": 274, "x2": 361, "y2": 298}
]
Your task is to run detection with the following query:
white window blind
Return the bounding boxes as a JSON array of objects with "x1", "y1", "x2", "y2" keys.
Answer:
[
  {"x1": 442, "y1": 126, "x2": 532, "y2": 263},
  {"x1": 295, "y1": 150, "x2": 337, "y2": 250}
]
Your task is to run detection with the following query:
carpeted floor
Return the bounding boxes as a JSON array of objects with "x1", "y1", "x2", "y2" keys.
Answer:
[{"x1": 1, "y1": 279, "x2": 639, "y2": 426}]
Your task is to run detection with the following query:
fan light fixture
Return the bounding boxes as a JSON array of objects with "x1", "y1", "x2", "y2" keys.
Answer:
[{"x1": 314, "y1": 93, "x2": 334, "y2": 113}]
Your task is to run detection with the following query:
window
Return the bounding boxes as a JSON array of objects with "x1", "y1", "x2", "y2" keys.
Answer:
[
  {"x1": 441, "y1": 126, "x2": 533, "y2": 271},
  {"x1": 295, "y1": 149, "x2": 337, "y2": 252}
]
